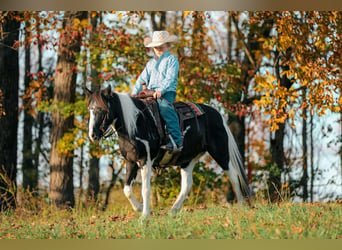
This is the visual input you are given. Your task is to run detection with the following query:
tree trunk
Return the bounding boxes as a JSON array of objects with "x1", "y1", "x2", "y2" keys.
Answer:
[
  {"x1": 88, "y1": 157, "x2": 99, "y2": 200},
  {"x1": 22, "y1": 21, "x2": 38, "y2": 192},
  {"x1": 269, "y1": 124, "x2": 285, "y2": 202},
  {"x1": 102, "y1": 162, "x2": 122, "y2": 211},
  {"x1": 150, "y1": 11, "x2": 166, "y2": 31},
  {"x1": 87, "y1": 13, "x2": 100, "y2": 201},
  {"x1": 49, "y1": 11, "x2": 87, "y2": 208},
  {"x1": 301, "y1": 93, "x2": 308, "y2": 201},
  {"x1": 269, "y1": 46, "x2": 293, "y2": 202},
  {"x1": 0, "y1": 12, "x2": 20, "y2": 211},
  {"x1": 310, "y1": 111, "x2": 314, "y2": 202}
]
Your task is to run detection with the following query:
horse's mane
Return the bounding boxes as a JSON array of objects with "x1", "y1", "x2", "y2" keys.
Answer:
[
  {"x1": 89, "y1": 90, "x2": 140, "y2": 138},
  {"x1": 116, "y1": 93, "x2": 140, "y2": 138}
]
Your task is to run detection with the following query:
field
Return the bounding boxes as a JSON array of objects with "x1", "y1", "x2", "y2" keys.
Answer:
[{"x1": 0, "y1": 198, "x2": 341, "y2": 239}]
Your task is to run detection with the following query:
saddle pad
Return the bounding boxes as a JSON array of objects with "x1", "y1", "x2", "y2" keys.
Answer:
[{"x1": 174, "y1": 102, "x2": 205, "y2": 120}]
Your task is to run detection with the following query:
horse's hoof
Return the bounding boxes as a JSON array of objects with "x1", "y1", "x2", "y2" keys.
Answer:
[
  {"x1": 140, "y1": 214, "x2": 149, "y2": 220},
  {"x1": 133, "y1": 205, "x2": 143, "y2": 212},
  {"x1": 140, "y1": 210, "x2": 150, "y2": 219},
  {"x1": 169, "y1": 208, "x2": 179, "y2": 215}
]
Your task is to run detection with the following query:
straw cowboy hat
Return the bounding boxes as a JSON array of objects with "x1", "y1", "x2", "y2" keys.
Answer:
[{"x1": 145, "y1": 30, "x2": 178, "y2": 48}]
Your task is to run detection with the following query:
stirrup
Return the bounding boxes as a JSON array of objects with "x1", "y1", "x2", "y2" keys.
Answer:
[{"x1": 161, "y1": 141, "x2": 183, "y2": 153}]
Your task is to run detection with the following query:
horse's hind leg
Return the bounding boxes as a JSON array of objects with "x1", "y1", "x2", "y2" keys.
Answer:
[
  {"x1": 170, "y1": 154, "x2": 202, "y2": 213},
  {"x1": 123, "y1": 161, "x2": 143, "y2": 212}
]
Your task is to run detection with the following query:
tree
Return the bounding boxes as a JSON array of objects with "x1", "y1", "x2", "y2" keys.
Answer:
[
  {"x1": 253, "y1": 11, "x2": 342, "y2": 201},
  {"x1": 87, "y1": 12, "x2": 101, "y2": 201},
  {"x1": 150, "y1": 11, "x2": 166, "y2": 31},
  {"x1": 49, "y1": 11, "x2": 87, "y2": 208},
  {"x1": 22, "y1": 17, "x2": 37, "y2": 192},
  {"x1": 0, "y1": 11, "x2": 21, "y2": 210}
]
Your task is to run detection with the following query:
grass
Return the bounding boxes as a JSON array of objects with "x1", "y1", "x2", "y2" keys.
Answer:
[{"x1": 0, "y1": 199, "x2": 341, "y2": 239}]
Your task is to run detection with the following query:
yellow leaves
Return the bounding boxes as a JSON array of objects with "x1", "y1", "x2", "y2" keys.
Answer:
[
  {"x1": 338, "y1": 97, "x2": 342, "y2": 106},
  {"x1": 332, "y1": 106, "x2": 341, "y2": 113},
  {"x1": 124, "y1": 46, "x2": 130, "y2": 54},
  {"x1": 278, "y1": 35, "x2": 292, "y2": 50},
  {"x1": 73, "y1": 18, "x2": 89, "y2": 30},
  {"x1": 57, "y1": 131, "x2": 76, "y2": 156},
  {"x1": 183, "y1": 11, "x2": 193, "y2": 18},
  {"x1": 255, "y1": 69, "x2": 342, "y2": 131},
  {"x1": 254, "y1": 72, "x2": 277, "y2": 93},
  {"x1": 254, "y1": 72, "x2": 303, "y2": 131},
  {"x1": 80, "y1": 19, "x2": 90, "y2": 28},
  {"x1": 57, "y1": 119, "x2": 88, "y2": 156},
  {"x1": 73, "y1": 18, "x2": 80, "y2": 30},
  {"x1": 115, "y1": 82, "x2": 131, "y2": 93},
  {"x1": 314, "y1": 39, "x2": 325, "y2": 52}
]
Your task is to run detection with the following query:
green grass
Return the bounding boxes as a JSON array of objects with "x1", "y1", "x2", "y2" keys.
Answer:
[{"x1": 0, "y1": 200, "x2": 341, "y2": 239}]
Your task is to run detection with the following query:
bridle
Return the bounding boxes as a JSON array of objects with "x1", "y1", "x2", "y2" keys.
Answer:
[
  {"x1": 90, "y1": 101, "x2": 115, "y2": 139},
  {"x1": 99, "y1": 108, "x2": 116, "y2": 138}
]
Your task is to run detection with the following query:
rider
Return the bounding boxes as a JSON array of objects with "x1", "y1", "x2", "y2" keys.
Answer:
[{"x1": 131, "y1": 30, "x2": 183, "y2": 153}]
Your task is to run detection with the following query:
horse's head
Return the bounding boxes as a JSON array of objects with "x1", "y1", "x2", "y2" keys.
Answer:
[{"x1": 85, "y1": 86, "x2": 115, "y2": 142}]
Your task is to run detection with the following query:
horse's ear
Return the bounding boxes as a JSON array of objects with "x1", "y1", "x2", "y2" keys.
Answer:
[
  {"x1": 102, "y1": 86, "x2": 112, "y2": 98},
  {"x1": 85, "y1": 88, "x2": 92, "y2": 98}
]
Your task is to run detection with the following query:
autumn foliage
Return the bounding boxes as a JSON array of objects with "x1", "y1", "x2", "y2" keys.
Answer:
[{"x1": 0, "y1": 11, "x2": 341, "y2": 209}]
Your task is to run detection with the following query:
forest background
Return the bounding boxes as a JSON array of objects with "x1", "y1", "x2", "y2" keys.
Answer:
[{"x1": 0, "y1": 11, "x2": 341, "y2": 211}]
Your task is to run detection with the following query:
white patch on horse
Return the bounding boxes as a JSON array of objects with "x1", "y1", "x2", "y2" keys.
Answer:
[
  {"x1": 88, "y1": 108, "x2": 95, "y2": 141},
  {"x1": 117, "y1": 93, "x2": 140, "y2": 138},
  {"x1": 135, "y1": 137, "x2": 154, "y2": 218},
  {"x1": 123, "y1": 184, "x2": 142, "y2": 212},
  {"x1": 170, "y1": 154, "x2": 203, "y2": 213}
]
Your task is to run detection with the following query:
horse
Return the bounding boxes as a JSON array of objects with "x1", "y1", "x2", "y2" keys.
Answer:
[{"x1": 86, "y1": 86, "x2": 251, "y2": 218}]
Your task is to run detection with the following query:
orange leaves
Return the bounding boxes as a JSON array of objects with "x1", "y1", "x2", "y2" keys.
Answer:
[
  {"x1": 22, "y1": 73, "x2": 49, "y2": 118},
  {"x1": 254, "y1": 72, "x2": 301, "y2": 131},
  {"x1": 290, "y1": 225, "x2": 305, "y2": 234},
  {"x1": 252, "y1": 11, "x2": 342, "y2": 131},
  {"x1": 183, "y1": 11, "x2": 193, "y2": 18}
]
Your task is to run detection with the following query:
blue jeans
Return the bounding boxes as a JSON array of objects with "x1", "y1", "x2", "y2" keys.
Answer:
[{"x1": 157, "y1": 91, "x2": 182, "y2": 146}]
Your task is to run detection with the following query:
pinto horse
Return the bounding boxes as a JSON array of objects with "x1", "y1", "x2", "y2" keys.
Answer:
[{"x1": 86, "y1": 87, "x2": 251, "y2": 218}]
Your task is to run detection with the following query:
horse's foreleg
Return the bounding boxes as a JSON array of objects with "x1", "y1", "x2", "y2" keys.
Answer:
[
  {"x1": 141, "y1": 163, "x2": 152, "y2": 218},
  {"x1": 135, "y1": 138, "x2": 153, "y2": 219},
  {"x1": 170, "y1": 155, "x2": 201, "y2": 213},
  {"x1": 123, "y1": 184, "x2": 142, "y2": 212},
  {"x1": 123, "y1": 162, "x2": 142, "y2": 212}
]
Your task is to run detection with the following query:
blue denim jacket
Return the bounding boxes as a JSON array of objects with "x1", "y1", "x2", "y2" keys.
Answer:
[{"x1": 132, "y1": 51, "x2": 179, "y2": 96}]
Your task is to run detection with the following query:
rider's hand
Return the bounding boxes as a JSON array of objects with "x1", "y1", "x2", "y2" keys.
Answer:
[{"x1": 153, "y1": 90, "x2": 162, "y2": 99}]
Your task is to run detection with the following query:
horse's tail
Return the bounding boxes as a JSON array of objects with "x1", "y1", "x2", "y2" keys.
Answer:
[{"x1": 223, "y1": 117, "x2": 252, "y2": 205}]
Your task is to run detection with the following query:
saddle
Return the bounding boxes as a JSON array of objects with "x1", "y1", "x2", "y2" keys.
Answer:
[{"x1": 135, "y1": 83, "x2": 205, "y2": 145}]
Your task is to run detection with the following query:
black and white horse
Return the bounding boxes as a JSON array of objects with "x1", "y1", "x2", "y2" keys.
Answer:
[{"x1": 86, "y1": 87, "x2": 251, "y2": 218}]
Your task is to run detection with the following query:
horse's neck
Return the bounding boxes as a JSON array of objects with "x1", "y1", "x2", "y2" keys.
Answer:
[
  {"x1": 110, "y1": 93, "x2": 142, "y2": 139},
  {"x1": 109, "y1": 94, "x2": 127, "y2": 135}
]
